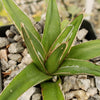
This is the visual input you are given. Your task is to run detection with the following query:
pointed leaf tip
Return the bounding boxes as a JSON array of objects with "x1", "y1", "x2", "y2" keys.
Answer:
[
  {"x1": 2, "y1": 0, "x2": 41, "y2": 40},
  {"x1": 21, "y1": 24, "x2": 46, "y2": 73},
  {"x1": 42, "y1": 0, "x2": 61, "y2": 53}
]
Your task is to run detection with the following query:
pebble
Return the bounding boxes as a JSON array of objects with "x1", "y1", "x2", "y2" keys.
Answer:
[
  {"x1": 62, "y1": 76, "x2": 79, "y2": 92},
  {"x1": 21, "y1": 54, "x2": 33, "y2": 65},
  {"x1": 0, "y1": 37, "x2": 9, "y2": 48},
  {"x1": 18, "y1": 63, "x2": 26, "y2": 69},
  {"x1": 90, "y1": 78, "x2": 95, "y2": 87},
  {"x1": 95, "y1": 76, "x2": 100, "y2": 91},
  {"x1": 95, "y1": 61, "x2": 100, "y2": 65},
  {"x1": 0, "y1": 49, "x2": 8, "y2": 61},
  {"x1": 93, "y1": 94, "x2": 100, "y2": 100},
  {"x1": 77, "y1": 79, "x2": 90, "y2": 91},
  {"x1": 7, "y1": 70, "x2": 21, "y2": 80},
  {"x1": 18, "y1": 87, "x2": 36, "y2": 100},
  {"x1": 8, "y1": 43, "x2": 24, "y2": 53},
  {"x1": 14, "y1": 35, "x2": 22, "y2": 42},
  {"x1": 65, "y1": 90, "x2": 88, "y2": 100},
  {"x1": 7, "y1": 37, "x2": 15, "y2": 43},
  {"x1": 78, "y1": 75, "x2": 87, "y2": 79},
  {"x1": 91, "y1": 56, "x2": 100, "y2": 62},
  {"x1": 77, "y1": 29, "x2": 88, "y2": 40},
  {"x1": 1, "y1": 59, "x2": 9, "y2": 71},
  {"x1": 31, "y1": 93, "x2": 41, "y2": 100},
  {"x1": 86, "y1": 88, "x2": 97, "y2": 97},
  {"x1": 10, "y1": 25, "x2": 19, "y2": 35},
  {"x1": 8, "y1": 54, "x2": 22, "y2": 62},
  {"x1": 22, "y1": 48, "x2": 28, "y2": 56},
  {"x1": 8, "y1": 60, "x2": 17, "y2": 67},
  {"x1": 6, "y1": 30, "x2": 15, "y2": 38}
]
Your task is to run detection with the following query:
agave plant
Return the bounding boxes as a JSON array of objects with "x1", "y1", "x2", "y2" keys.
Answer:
[{"x1": 1, "y1": 0, "x2": 100, "y2": 100}]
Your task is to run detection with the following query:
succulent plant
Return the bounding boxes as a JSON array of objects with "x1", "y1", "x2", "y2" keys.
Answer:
[{"x1": 1, "y1": 0, "x2": 100, "y2": 100}]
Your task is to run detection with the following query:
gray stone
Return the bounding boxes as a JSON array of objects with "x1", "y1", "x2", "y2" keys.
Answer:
[
  {"x1": 8, "y1": 60, "x2": 17, "y2": 68},
  {"x1": 77, "y1": 29, "x2": 88, "y2": 40},
  {"x1": 7, "y1": 70, "x2": 21, "y2": 80},
  {"x1": 14, "y1": 35, "x2": 22, "y2": 42},
  {"x1": 22, "y1": 48, "x2": 28, "y2": 56},
  {"x1": 7, "y1": 37, "x2": 15, "y2": 43},
  {"x1": 18, "y1": 63, "x2": 26, "y2": 69},
  {"x1": 95, "y1": 61, "x2": 100, "y2": 65},
  {"x1": 77, "y1": 79, "x2": 90, "y2": 91},
  {"x1": 18, "y1": 87, "x2": 36, "y2": 100},
  {"x1": 32, "y1": 93, "x2": 41, "y2": 100},
  {"x1": 0, "y1": 37, "x2": 9, "y2": 48},
  {"x1": 91, "y1": 56, "x2": 100, "y2": 62},
  {"x1": 8, "y1": 43, "x2": 24, "y2": 53},
  {"x1": 78, "y1": 75, "x2": 87, "y2": 79},
  {"x1": 86, "y1": 88, "x2": 97, "y2": 97},
  {"x1": 65, "y1": 90, "x2": 88, "y2": 100},
  {"x1": 8, "y1": 54, "x2": 22, "y2": 62},
  {"x1": 93, "y1": 94, "x2": 100, "y2": 100},
  {"x1": 10, "y1": 25, "x2": 19, "y2": 35},
  {"x1": 95, "y1": 76, "x2": 100, "y2": 91},
  {"x1": 21, "y1": 54, "x2": 33, "y2": 65},
  {"x1": 83, "y1": 39, "x2": 88, "y2": 43},
  {"x1": 90, "y1": 78, "x2": 95, "y2": 87},
  {"x1": 34, "y1": 22, "x2": 43, "y2": 34},
  {"x1": 62, "y1": 76, "x2": 79, "y2": 92},
  {"x1": 6, "y1": 30, "x2": 15, "y2": 38},
  {"x1": 1, "y1": 59, "x2": 9, "y2": 71}
]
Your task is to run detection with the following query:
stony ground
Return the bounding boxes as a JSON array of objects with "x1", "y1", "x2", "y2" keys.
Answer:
[{"x1": 0, "y1": 0, "x2": 100, "y2": 100}]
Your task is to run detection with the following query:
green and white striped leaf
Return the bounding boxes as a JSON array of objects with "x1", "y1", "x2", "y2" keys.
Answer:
[
  {"x1": 2, "y1": 0, "x2": 41, "y2": 40},
  {"x1": 50, "y1": 25, "x2": 74, "y2": 50},
  {"x1": 0, "y1": 63, "x2": 51, "y2": 100},
  {"x1": 67, "y1": 39, "x2": 100, "y2": 60},
  {"x1": 54, "y1": 58, "x2": 100, "y2": 76},
  {"x1": 59, "y1": 14, "x2": 83, "y2": 63},
  {"x1": 21, "y1": 24, "x2": 46, "y2": 73},
  {"x1": 45, "y1": 43, "x2": 67, "y2": 74},
  {"x1": 42, "y1": 0, "x2": 61, "y2": 53},
  {"x1": 41, "y1": 80, "x2": 64, "y2": 100}
]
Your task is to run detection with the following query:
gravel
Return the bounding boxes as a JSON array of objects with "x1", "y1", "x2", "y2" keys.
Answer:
[
  {"x1": 8, "y1": 42, "x2": 24, "y2": 53},
  {"x1": 8, "y1": 54, "x2": 22, "y2": 62},
  {"x1": 0, "y1": 37, "x2": 9, "y2": 48}
]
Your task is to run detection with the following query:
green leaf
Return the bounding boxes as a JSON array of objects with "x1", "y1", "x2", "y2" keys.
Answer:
[
  {"x1": 50, "y1": 25, "x2": 74, "y2": 50},
  {"x1": 45, "y1": 43, "x2": 67, "y2": 74},
  {"x1": 2, "y1": 0, "x2": 41, "y2": 40},
  {"x1": 42, "y1": 0, "x2": 61, "y2": 53},
  {"x1": 61, "y1": 19, "x2": 69, "y2": 31},
  {"x1": 48, "y1": 14, "x2": 83, "y2": 67},
  {"x1": 21, "y1": 24, "x2": 47, "y2": 73},
  {"x1": 67, "y1": 39, "x2": 100, "y2": 60},
  {"x1": 54, "y1": 58, "x2": 100, "y2": 76},
  {"x1": 41, "y1": 80, "x2": 64, "y2": 100},
  {"x1": 59, "y1": 14, "x2": 83, "y2": 63},
  {"x1": 0, "y1": 1, "x2": 3, "y2": 11},
  {"x1": 0, "y1": 63, "x2": 51, "y2": 100}
]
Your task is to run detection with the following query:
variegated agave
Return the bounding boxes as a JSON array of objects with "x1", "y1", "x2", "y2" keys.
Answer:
[{"x1": 1, "y1": 0, "x2": 100, "y2": 100}]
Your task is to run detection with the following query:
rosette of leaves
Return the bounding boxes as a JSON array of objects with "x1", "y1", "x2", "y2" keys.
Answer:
[{"x1": 1, "y1": 0, "x2": 100, "y2": 100}]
